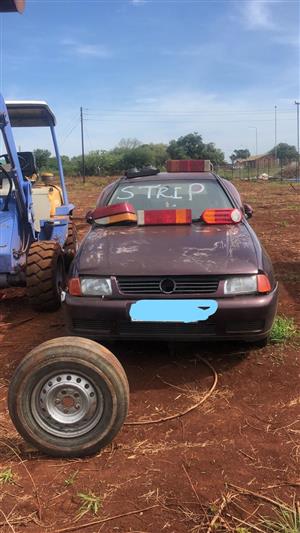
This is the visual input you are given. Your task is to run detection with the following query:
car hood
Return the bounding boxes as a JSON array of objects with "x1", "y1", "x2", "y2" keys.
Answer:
[{"x1": 75, "y1": 223, "x2": 259, "y2": 276}]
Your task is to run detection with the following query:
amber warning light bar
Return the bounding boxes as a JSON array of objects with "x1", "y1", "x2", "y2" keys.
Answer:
[{"x1": 166, "y1": 160, "x2": 213, "y2": 172}]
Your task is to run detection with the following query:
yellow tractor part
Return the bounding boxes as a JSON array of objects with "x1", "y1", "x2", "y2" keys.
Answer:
[{"x1": 48, "y1": 185, "x2": 63, "y2": 217}]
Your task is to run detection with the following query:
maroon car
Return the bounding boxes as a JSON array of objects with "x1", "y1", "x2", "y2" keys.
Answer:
[{"x1": 65, "y1": 160, "x2": 278, "y2": 345}]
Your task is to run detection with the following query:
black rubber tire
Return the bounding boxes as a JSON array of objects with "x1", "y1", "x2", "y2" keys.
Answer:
[
  {"x1": 64, "y1": 221, "x2": 78, "y2": 269},
  {"x1": 8, "y1": 337, "x2": 129, "y2": 457},
  {"x1": 26, "y1": 241, "x2": 65, "y2": 312}
]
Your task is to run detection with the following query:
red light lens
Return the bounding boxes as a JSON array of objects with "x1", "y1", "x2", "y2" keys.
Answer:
[
  {"x1": 166, "y1": 160, "x2": 212, "y2": 172},
  {"x1": 137, "y1": 209, "x2": 192, "y2": 225},
  {"x1": 68, "y1": 278, "x2": 82, "y2": 296},
  {"x1": 202, "y1": 208, "x2": 242, "y2": 224}
]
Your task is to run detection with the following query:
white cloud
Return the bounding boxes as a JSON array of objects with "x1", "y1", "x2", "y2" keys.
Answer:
[
  {"x1": 273, "y1": 34, "x2": 300, "y2": 46},
  {"x1": 241, "y1": 0, "x2": 277, "y2": 30},
  {"x1": 62, "y1": 39, "x2": 112, "y2": 58},
  {"x1": 76, "y1": 44, "x2": 111, "y2": 58}
]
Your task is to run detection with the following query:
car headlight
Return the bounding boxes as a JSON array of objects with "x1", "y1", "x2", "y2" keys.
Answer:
[
  {"x1": 224, "y1": 275, "x2": 257, "y2": 295},
  {"x1": 80, "y1": 277, "x2": 112, "y2": 296}
]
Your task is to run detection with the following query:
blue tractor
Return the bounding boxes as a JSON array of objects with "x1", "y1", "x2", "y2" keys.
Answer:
[{"x1": 0, "y1": 98, "x2": 77, "y2": 310}]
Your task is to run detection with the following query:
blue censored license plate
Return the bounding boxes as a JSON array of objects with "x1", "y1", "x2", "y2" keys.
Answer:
[{"x1": 129, "y1": 299, "x2": 218, "y2": 323}]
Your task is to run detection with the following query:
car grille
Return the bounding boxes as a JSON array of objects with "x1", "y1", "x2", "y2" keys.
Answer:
[
  {"x1": 116, "y1": 276, "x2": 220, "y2": 295},
  {"x1": 72, "y1": 318, "x2": 216, "y2": 337},
  {"x1": 72, "y1": 319, "x2": 111, "y2": 331},
  {"x1": 118, "y1": 321, "x2": 216, "y2": 337}
]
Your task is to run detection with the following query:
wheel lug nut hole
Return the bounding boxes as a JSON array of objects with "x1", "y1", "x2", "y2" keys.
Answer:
[
  {"x1": 74, "y1": 393, "x2": 79, "y2": 398},
  {"x1": 66, "y1": 376, "x2": 72, "y2": 381},
  {"x1": 84, "y1": 384, "x2": 90, "y2": 389},
  {"x1": 76, "y1": 378, "x2": 81, "y2": 383},
  {"x1": 61, "y1": 390, "x2": 66, "y2": 395},
  {"x1": 90, "y1": 392, "x2": 94, "y2": 397},
  {"x1": 56, "y1": 377, "x2": 62, "y2": 382},
  {"x1": 48, "y1": 382, "x2": 52, "y2": 387}
]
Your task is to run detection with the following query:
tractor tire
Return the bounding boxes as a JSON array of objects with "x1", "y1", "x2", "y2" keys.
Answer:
[
  {"x1": 26, "y1": 241, "x2": 65, "y2": 312},
  {"x1": 8, "y1": 337, "x2": 129, "y2": 457},
  {"x1": 64, "y1": 221, "x2": 78, "y2": 269}
]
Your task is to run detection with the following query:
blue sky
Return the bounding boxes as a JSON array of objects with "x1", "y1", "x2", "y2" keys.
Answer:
[{"x1": 1, "y1": 0, "x2": 299, "y2": 160}]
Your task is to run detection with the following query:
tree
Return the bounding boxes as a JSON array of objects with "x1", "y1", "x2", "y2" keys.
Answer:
[
  {"x1": 167, "y1": 133, "x2": 224, "y2": 165},
  {"x1": 230, "y1": 149, "x2": 251, "y2": 163},
  {"x1": 269, "y1": 143, "x2": 299, "y2": 163},
  {"x1": 167, "y1": 132, "x2": 205, "y2": 159},
  {"x1": 33, "y1": 148, "x2": 51, "y2": 169},
  {"x1": 117, "y1": 138, "x2": 142, "y2": 150}
]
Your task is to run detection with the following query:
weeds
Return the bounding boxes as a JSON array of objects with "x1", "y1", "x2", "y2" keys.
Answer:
[
  {"x1": 259, "y1": 506, "x2": 300, "y2": 532},
  {"x1": 76, "y1": 491, "x2": 102, "y2": 520},
  {"x1": 64, "y1": 470, "x2": 78, "y2": 486},
  {"x1": 270, "y1": 316, "x2": 298, "y2": 344},
  {"x1": 0, "y1": 467, "x2": 14, "y2": 484}
]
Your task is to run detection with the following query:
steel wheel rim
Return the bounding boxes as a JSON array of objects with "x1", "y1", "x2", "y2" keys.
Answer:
[{"x1": 31, "y1": 370, "x2": 104, "y2": 438}]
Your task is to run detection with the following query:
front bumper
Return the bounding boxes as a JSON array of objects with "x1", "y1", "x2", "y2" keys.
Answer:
[{"x1": 65, "y1": 285, "x2": 278, "y2": 342}]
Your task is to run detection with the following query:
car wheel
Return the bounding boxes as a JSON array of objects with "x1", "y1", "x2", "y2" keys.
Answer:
[
  {"x1": 64, "y1": 221, "x2": 78, "y2": 270},
  {"x1": 8, "y1": 337, "x2": 129, "y2": 457}
]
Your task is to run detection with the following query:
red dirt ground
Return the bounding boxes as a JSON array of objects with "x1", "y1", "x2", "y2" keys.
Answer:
[{"x1": 0, "y1": 178, "x2": 299, "y2": 532}]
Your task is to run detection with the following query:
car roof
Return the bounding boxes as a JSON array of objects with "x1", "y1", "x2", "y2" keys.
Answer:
[{"x1": 122, "y1": 172, "x2": 217, "y2": 183}]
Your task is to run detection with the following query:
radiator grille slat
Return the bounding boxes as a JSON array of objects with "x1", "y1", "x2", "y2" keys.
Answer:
[{"x1": 117, "y1": 276, "x2": 220, "y2": 295}]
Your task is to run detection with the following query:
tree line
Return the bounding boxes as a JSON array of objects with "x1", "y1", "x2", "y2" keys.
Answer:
[{"x1": 33, "y1": 133, "x2": 299, "y2": 176}]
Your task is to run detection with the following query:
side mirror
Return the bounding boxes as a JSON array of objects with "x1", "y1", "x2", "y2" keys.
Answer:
[
  {"x1": 85, "y1": 210, "x2": 93, "y2": 224},
  {"x1": 244, "y1": 203, "x2": 253, "y2": 219}
]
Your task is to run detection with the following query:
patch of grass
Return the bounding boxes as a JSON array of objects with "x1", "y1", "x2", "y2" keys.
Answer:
[
  {"x1": 64, "y1": 470, "x2": 78, "y2": 486},
  {"x1": 270, "y1": 316, "x2": 298, "y2": 344},
  {"x1": 0, "y1": 467, "x2": 14, "y2": 484},
  {"x1": 76, "y1": 491, "x2": 102, "y2": 520},
  {"x1": 259, "y1": 507, "x2": 300, "y2": 532}
]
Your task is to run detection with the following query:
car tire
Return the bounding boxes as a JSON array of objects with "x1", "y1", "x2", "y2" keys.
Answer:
[
  {"x1": 64, "y1": 221, "x2": 78, "y2": 269},
  {"x1": 8, "y1": 337, "x2": 129, "y2": 457}
]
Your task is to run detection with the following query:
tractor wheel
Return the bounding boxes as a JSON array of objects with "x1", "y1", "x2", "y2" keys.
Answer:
[
  {"x1": 26, "y1": 241, "x2": 65, "y2": 312},
  {"x1": 8, "y1": 337, "x2": 129, "y2": 457},
  {"x1": 64, "y1": 221, "x2": 78, "y2": 269}
]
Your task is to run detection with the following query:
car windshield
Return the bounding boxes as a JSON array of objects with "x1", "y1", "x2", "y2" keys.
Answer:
[{"x1": 108, "y1": 180, "x2": 232, "y2": 218}]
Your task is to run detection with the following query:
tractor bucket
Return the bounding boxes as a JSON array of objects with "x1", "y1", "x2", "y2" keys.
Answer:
[{"x1": 0, "y1": 0, "x2": 25, "y2": 13}]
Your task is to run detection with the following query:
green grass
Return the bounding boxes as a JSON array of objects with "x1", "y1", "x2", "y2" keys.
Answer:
[
  {"x1": 0, "y1": 467, "x2": 14, "y2": 484},
  {"x1": 76, "y1": 491, "x2": 102, "y2": 520},
  {"x1": 259, "y1": 507, "x2": 300, "y2": 533},
  {"x1": 64, "y1": 470, "x2": 78, "y2": 486},
  {"x1": 270, "y1": 316, "x2": 298, "y2": 344}
]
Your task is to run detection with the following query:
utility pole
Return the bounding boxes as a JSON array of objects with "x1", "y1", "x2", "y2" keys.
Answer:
[
  {"x1": 80, "y1": 106, "x2": 85, "y2": 184},
  {"x1": 295, "y1": 101, "x2": 300, "y2": 181},
  {"x1": 274, "y1": 105, "x2": 277, "y2": 166}
]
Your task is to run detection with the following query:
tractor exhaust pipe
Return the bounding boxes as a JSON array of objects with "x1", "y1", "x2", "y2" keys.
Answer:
[{"x1": 0, "y1": 0, "x2": 25, "y2": 13}]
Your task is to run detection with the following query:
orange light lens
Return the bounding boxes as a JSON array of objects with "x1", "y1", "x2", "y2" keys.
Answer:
[
  {"x1": 68, "y1": 277, "x2": 82, "y2": 296},
  {"x1": 257, "y1": 274, "x2": 271, "y2": 293},
  {"x1": 202, "y1": 208, "x2": 242, "y2": 224}
]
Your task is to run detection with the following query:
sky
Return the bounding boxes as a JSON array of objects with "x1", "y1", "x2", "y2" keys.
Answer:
[{"x1": 0, "y1": 0, "x2": 299, "y2": 160}]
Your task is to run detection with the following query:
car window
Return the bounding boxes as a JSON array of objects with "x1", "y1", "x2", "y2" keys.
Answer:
[{"x1": 108, "y1": 180, "x2": 232, "y2": 218}]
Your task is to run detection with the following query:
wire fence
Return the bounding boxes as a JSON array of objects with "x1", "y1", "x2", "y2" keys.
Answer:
[{"x1": 215, "y1": 160, "x2": 299, "y2": 182}]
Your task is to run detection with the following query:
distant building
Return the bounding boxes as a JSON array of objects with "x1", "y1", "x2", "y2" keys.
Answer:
[{"x1": 236, "y1": 154, "x2": 276, "y2": 169}]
